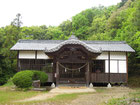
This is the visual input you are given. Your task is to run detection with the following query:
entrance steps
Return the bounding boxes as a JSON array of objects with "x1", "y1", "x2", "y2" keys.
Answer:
[{"x1": 58, "y1": 84, "x2": 87, "y2": 88}]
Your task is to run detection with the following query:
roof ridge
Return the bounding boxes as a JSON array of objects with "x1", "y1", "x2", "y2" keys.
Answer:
[{"x1": 18, "y1": 39, "x2": 126, "y2": 44}]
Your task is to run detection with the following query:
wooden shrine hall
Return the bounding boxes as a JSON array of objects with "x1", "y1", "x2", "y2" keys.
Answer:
[{"x1": 11, "y1": 35, "x2": 135, "y2": 86}]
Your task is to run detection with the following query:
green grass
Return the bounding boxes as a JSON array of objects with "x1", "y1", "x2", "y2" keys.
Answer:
[
  {"x1": 48, "y1": 93, "x2": 88, "y2": 101},
  {"x1": 94, "y1": 88, "x2": 107, "y2": 93},
  {"x1": 46, "y1": 92, "x2": 92, "y2": 105},
  {"x1": 104, "y1": 74, "x2": 140, "y2": 105},
  {"x1": 47, "y1": 93, "x2": 79, "y2": 104},
  {"x1": 1, "y1": 82, "x2": 140, "y2": 105},
  {"x1": 0, "y1": 87, "x2": 46, "y2": 105},
  {"x1": 106, "y1": 97, "x2": 128, "y2": 105},
  {"x1": 128, "y1": 76, "x2": 140, "y2": 87},
  {"x1": 2, "y1": 78, "x2": 14, "y2": 87},
  {"x1": 106, "y1": 88, "x2": 140, "y2": 105},
  {"x1": 15, "y1": 92, "x2": 92, "y2": 105},
  {"x1": 129, "y1": 88, "x2": 140, "y2": 101}
]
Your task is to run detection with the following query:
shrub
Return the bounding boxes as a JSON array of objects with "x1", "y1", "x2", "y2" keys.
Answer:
[
  {"x1": 32, "y1": 71, "x2": 48, "y2": 83},
  {"x1": 0, "y1": 68, "x2": 15, "y2": 85},
  {"x1": 12, "y1": 70, "x2": 34, "y2": 88},
  {"x1": 128, "y1": 75, "x2": 140, "y2": 87},
  {"x1": 12, "y1": 70, "x2": 48, "y2": 88},
  {"x1": 3, "y1": 78, "x2": 14, "y2": 87}
]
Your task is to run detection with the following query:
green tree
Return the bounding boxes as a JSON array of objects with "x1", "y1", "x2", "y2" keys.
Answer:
[
  {"x1": 59, "y1": 20, "x2": 72, "y2": 37},
  {"x1": 46, "y1": 26, "x2": 64, "y2": 40}
]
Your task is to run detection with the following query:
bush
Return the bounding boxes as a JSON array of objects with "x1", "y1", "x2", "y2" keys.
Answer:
[
  {"x1": 12, "y1": 70, "x2": 48, "y2": 88},
  {"x1": 0, "y1": 68, "x2": 15, "y2": 85},
  {"x1": 3, "y1": 78, "x2": 14, "y2": 87},
  {"x1": 12, "y1": 70, "x2": 34, "y2": 88},
  {"x1": 128, "y1": 75, "x2": 140, "y2": 87},
  {"x1": 32, "y1": 71, "x2": 48, "y2": 83}
]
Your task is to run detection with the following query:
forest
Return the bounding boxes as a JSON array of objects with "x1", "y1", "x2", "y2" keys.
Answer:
[{"x1": 0, "y1": 0, "x2": 140, "y2": 85}]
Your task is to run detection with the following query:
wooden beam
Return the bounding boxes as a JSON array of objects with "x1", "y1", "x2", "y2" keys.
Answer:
[
  {"x1": 56, "y1": 61, "x2": 59, "y2": 87},
  {"x1": 52, "y1": 59, "x2": 56, "y2": 83},
  {"x1": 35, "y1": 51, "x2": 37, "y2": 65},
  {"x1": 86, "y1": 62, "x2": 90, "y2": 87},
  {"x1": 126, "y1": 52, "x2": 128, "y2": 83},
  {"x1": 108, "y1": 52, "x2": 110, "y2": 83},
  {"x1": 35, "y1": 50, "x2": 37, "y2": 59}
]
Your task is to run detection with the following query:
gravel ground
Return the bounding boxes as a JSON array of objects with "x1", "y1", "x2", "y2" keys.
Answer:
[
  {"x1": 17, "y1": 87, "x2": 134, "y2": 105},
  {"x1": 17, "y1": 87, "x2": 95, "y2": 102},
  {"x1": 70, "y1": 87, "x2": 133, "y2": 105}
]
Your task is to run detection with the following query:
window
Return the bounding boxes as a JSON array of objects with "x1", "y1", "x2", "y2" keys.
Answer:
[
  {"x1": 92, "y1": 60, "x2": 105, "y2": 73},
  {"x1": 20, "y1": 59, "x2": 30, "y2": 64},
  {"x1": 20, "y1": 59, "x2": 53, "y2": 73}
]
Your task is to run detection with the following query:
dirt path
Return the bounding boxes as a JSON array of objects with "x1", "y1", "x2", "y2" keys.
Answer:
[
  {"x1": 16, "y1": 87, "x2": 134, "y2": 105},
  {"x1": 17, "y1": 93, "x2": 58, "y2": 102},
  {"x1": 17, "y1": 87, "x2": 95, "y2": 102},
  {"x1": 69, "y1": 87, "x2": 133, "y2": 105}
]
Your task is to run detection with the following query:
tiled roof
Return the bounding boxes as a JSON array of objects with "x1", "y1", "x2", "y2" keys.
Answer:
[{"x1": 10, "y1": 35, "x2": 135, "y2": 52}]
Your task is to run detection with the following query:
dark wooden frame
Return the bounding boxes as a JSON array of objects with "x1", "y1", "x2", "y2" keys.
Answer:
[
  {"x1": 91, "y1": 60, "x2": 105, "y2": 73},
  {"x1": 91, "y1": 73, "x2": 127, "y2": 83},
  {"x1": 17, "y1": 50, "x2": 19, "y2": 71},
  {"x1": 45, "y1": 44, "x2": 100, "y2": 86},
  {"x1": 126, "y1": 52, "x2": 128, "y2": 83},
  {"x1": 108, "y1": 51, "x2": 110, "y2": 83},
  {"x1": 16, "y1": 48, "x2": 128, "y2": 85}
]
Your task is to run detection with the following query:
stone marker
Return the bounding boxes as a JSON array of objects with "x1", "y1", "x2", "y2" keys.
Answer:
[
  {"x1": 89, "y1": 83, "x2": 93, "y2": 88},
  {"x1": 107, "y1": 83, "x2": 112, "y2": 88},
  {"x1": 51, "y1": 83, "x2": 56, "y2": 88},
  {"x1": 32, "y1": 80, "x2": 40, "y2": 88}
]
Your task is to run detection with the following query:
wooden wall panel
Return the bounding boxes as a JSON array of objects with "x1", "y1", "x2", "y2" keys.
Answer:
[{"x1": 91, "y1": 73, "x2": 127, "y2": 83}]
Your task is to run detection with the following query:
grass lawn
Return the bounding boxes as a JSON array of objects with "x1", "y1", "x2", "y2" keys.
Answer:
[
  {"x1": 47, "y1": 92, "x2": 92, "y2": 104},
  {"x1": 0, "y1": 84, "x2": 140, "y2": 105},
  {"x1": 106, "y1": 88, "x2": 140, "y2": 105},
  {"x1": 0, "y1": 86, "x2": 47, "y2": 105}
]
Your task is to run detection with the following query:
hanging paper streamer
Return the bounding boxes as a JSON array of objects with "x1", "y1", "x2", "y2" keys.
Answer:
[
  {"x1": 58, "y1": 62, "x2": 87, "y2": 71},
  {"x1": 79, "y1": 68, "x2": 80, "y2": 72},
  {"x1": 65, "y1": 68, "x2": 67, "y2": 72}
]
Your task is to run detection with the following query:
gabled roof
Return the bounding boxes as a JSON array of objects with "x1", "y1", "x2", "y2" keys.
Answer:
[
  {"x1": 45, "y1": 35, "x2": 102, "y2": 53},
  {"x1": 10, "y1": 35, "x2": 135, "y2": 52}
]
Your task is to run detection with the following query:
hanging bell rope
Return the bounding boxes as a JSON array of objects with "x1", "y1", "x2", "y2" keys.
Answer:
[{"x1": 58, "y1": 62, "x2": 87, "y2": 71}]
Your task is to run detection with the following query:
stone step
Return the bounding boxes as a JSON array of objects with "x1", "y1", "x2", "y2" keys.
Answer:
[{"x1": 58, "y1": 84, "x2": 87, "y2": 87}]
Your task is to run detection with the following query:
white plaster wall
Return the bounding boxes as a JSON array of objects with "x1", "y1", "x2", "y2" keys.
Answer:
[
  {"x1": 105, "y1": 60, "x2": 108, "y2": 73},
  {"x1": 37, "y1": 51, "x2": 49, "y2": 59},
  {"x1": 105, "y1": 60, "x2": 126, "y2": 73},
  {"x1": 96, "y1": 52, "x2": 126, "y2": 60},
  {"x1": 105, "y1": 60, "x2": 118, "y2": 73},
  {"x1": 110, "y1": 60, "x2": 118, "y2": 73},
  {"x1": 19, "y1": 51, "x2": 35, "y2": 59},
  {"x1": 110, "y1": 52, "x2": 126, "y2": 60},
  {"x1": 119, "y1": 61, "x2": 127, "y2": 73},
  {"x1": 96, "y1": 52, "x2": 108, "y2": 59}
]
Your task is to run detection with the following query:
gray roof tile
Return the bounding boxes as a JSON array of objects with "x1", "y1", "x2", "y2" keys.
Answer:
[{"x1": 11, "y1": 37, "x2": 135, "y2": 52}]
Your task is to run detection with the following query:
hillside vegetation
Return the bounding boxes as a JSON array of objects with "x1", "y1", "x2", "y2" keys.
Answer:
[{"x1": 0, "y1": 0, "x2": 140, "y2": 85}]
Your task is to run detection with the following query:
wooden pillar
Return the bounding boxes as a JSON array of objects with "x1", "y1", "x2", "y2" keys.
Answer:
[
  {"x1": 35, "y1": 50, "x2": 37, "y2": 59},
  {"x1": 35, "y1": 51, "x2": 37, "y2": 69},
  {"x1": 17, "y1": 50, "x2": 20, "y2": 72},
  {"x1": 52, "y1": 59, "x2": 56, "y2": 83},
  {"x1": 108, "y1": 51, "x2": 110, "y2": 83},
  {"x1": 126, "y1": 52, "x2": 128, "y2": 83},
  {"x1": 86, "y1": 62, "x2": 90, "y2": 87},
  {"x1": 56, "y1": 61, "x2": 59, "y2": 87}
]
